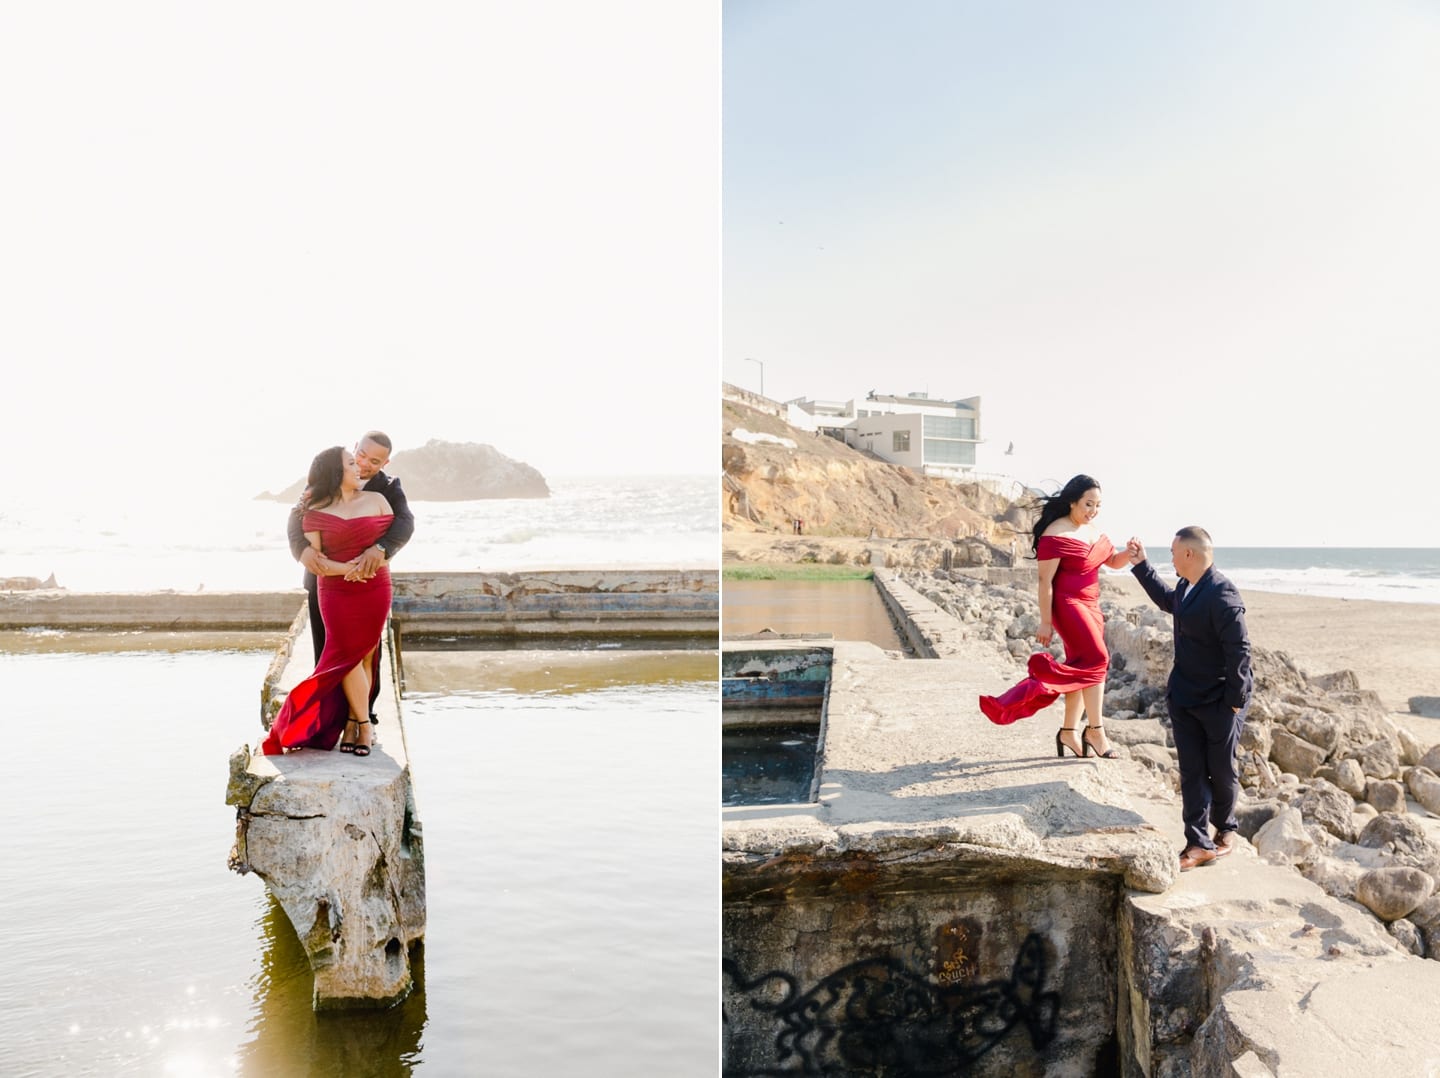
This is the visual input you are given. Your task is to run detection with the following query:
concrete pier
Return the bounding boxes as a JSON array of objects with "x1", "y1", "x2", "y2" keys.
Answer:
[
  {"x1": 227, "y1": 613, "x2": 425, "y2": 1011},
  {"x1": 724, "y1": 572, "x2": 1440, "y2": 1076}
]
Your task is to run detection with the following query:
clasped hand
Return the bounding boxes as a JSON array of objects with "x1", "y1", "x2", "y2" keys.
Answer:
[
  {"x1": 344, "y1": 545, "x2": 387, "y2": 582},
  {"x1": 1125, "y1": 537, "x2": 1146, "y2": 564}
]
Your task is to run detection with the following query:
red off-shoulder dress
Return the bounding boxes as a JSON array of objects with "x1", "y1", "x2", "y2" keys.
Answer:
[
  {"x1": 979, "y1": 534, "x2": 1114, "y2": 725},
  {"x1": 261, "y1": 513, "x2": 393, "y2": 755}
]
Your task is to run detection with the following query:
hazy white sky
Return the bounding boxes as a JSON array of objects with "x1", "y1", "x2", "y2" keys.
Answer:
[
  {"x1": 723, "y1": 1, "x2": 1440, "y2": 546},
  {"x1": 3, "y1": 4, "x2": 717, "y2": 504}
]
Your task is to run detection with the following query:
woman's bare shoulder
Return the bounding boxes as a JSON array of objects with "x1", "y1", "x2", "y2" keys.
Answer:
[{"x1": 360, "y1": 491, "x2": 394, "y2": 515}]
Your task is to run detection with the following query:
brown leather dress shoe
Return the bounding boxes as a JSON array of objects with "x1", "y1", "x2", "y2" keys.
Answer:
[
  {"x1": 1213, "y1": 830, "x2": 1238, "y2": 857},
  {"x1": 1179, "y1": 846, "x2": 1217, "y2": 871}
]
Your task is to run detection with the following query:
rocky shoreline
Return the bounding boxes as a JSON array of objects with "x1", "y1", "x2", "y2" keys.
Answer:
[{"x1": 896, "y1": 560, "x2": 1440, "y2": 960}]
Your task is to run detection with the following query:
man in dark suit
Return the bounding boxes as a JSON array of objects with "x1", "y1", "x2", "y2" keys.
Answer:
[
  {"x1": 1127, "y1": 527, "x2": 1252, "y2": 872},
  {"x1": 287, "y1": 430, "x2": 416, "y2": 718}
]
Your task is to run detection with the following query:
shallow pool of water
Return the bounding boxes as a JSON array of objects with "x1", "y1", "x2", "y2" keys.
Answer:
[
  {"x1": 720, "y1": 579, "x2": 906, "y2": 650},
  {"x1": 0, "y1": 645, "x2": 717, "y2": 1076}
]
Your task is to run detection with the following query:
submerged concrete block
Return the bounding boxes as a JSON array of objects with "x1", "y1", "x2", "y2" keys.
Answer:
[{"x1": 228, "y1": 623, "x2": 425, "y2": 1011}]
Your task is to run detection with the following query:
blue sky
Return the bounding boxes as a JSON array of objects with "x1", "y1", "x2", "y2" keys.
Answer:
[{"x1": 723, "y1": 1, "x2": 1440, "y2": 545}]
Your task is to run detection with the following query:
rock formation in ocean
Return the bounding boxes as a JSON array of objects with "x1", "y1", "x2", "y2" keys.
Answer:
[{"x1": 257, "y1": 439, "x2": 549, "y2": 502}]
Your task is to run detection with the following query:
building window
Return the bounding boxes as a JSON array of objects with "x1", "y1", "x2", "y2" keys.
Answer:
[
  {"x1": 893, "y1": 431, "x2": 911, "y2": 453},
  {"x1": 923, "y1": 439, "x2": 976, "y2": 466},
  {"x1": 923, "y1": 415, "x2": 977, "y2": 440}
]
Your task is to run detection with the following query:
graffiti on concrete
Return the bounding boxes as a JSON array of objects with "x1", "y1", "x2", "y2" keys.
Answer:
[{"x1": 723, "y1": 932, "x2": 1059, "y2": 1076}]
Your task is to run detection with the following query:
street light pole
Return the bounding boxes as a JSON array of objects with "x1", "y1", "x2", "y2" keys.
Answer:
[{"x1": 744, "y1": 357, "x2": 764, "y2": 398}]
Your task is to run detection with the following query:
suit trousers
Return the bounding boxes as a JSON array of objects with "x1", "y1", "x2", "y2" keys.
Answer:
[
  {"x1": 306, "y1": 581, "x2": 327, "y2": 664},
  {"x1": 1169, "y1": 697, "x2": 1244, "y2": 851}
]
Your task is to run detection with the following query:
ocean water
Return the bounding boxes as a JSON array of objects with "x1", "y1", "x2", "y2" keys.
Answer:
[
  {"x1": 1132, "y1": 546, "x2": 1440, "y2": 605},
  {"x1": 0, "y1": 474, "x2": 715, "y2": 592}
]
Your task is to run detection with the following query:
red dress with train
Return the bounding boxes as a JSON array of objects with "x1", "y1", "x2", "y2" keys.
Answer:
[
  {"x1": 979, "y1": 534, "x2": 1113, "y2": 725},
  {"x1": 261, "y1": 513, "x2": 393, "y2": 755}
]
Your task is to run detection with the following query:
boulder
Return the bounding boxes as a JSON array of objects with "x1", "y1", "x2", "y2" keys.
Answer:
[
  {"x1": 1298, "y1": 855, "x2": 1363, "y2": 902},
  {"x1": 1270, "y1": 728, "x2": 1327, "y2": 779},
  {"x1": 1239, "y1": 719, "x2": 1273, "y2": 759},
  {"x1": 1283, "y1": 710, "x2": 1344, "y2": 755},
  {"x1": 1419, "y1": 746, "x2": 1440, "y2": 774},
  {"x1": 1364, "y1": 780, "x2": 1407, "y2": 815},
  {"x1": 1253, "y1": 807, "x2": 1317, "y2": 865},
  {"x1": 1105, "y1": 718, "x2": 1169, "y2": 747},
  {"x1": 1350, "y1": 738, "x2": 1400, "y2": 781},
  {"x1": 1234, "y1": 798, "x2": 1281, "y2": 839},
  {"x1": 1129, "y1": 743, "x2": 1178, "y2": 775},
  {"x1": 1395, "y1": 726, "x2": 1427, "y2": 768},
  {"x1": 1355, "y1": 866, "x2": 1436, "y2": 922},
  {"x1": 1356, "y1": 814, "x2": 1440, "y2": 874},
  {"x1": 1315, "y1": 758, "x2": 1366, "y2": 799},
  {"x1": 1387, "y1": 918, "x2": 1426, "y2": 957},
  {"x1": 1407, "y1": 896, "x2": 1440, "y2": 957},
  {"x1": 1294, "y1": 779, "x2": 1357, "y2": 843},
  {"x1": 1411, "y1": 697, "x2": 1440, "y2": 719},
  {"x1": 1238, "y1": 749, "x2": 1280, "y2": 795},
  {"x1": 1406, "y1": 767, "x2": 1440, "y2": 817},
  {"x1": 0, "y1": 573, "x2": 59, "y2": 590},
  {"x1": 1308, "y1": 670, "x2": 1360, "y2": 692}
]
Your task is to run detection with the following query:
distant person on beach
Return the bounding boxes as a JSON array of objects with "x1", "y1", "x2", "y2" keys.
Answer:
[
  {"x1": 978, "y1": 474, "x2": 1133, "y2": 759},
  {"x1": 265, "y1": 446, "x2": 397, "y2": 757},
  {"x1": 1127, "y1": 528, "x2": 1252, "y2": 872},
  {"x1": 287, "y1": 431, "x2": 414, "y2": 673}
]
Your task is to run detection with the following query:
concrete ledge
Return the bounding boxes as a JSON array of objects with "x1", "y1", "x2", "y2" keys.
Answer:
[
  {"x1": 390, "y1": 569, "x2": 718, "y2": 638},
  {"x1": 0, "y1": 569, "x2": 719, "y2": 637},
  {"x1": 0, "y1": 589, "x2": 306, "y2": 629}
]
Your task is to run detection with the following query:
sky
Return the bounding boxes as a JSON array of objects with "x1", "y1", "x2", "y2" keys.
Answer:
[
  {"x1": 2, "y1": 4, "x2": 717, "y2": 506},
  {"x1": 722, "y1": 1, "x2": 1440, "y2": 547}
]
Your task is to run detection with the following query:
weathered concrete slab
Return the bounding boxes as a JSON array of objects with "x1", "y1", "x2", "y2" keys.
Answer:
[
  {"x1": 0, "y1": 570, "x2": 719, "y2": 637},
  {"x1": 725, "y1": 572, "x2": 1440, "y2": 1076},
  {"x1": 228, "y1": 613, "x2": 425, "y2": 1011},
  {"x1": 0, "y1": 588, "x2": 306, "y2": 629},
  {"x1": 390, "y1": 569, "x2": 718, "y2": 638},
  {"x1": 722, "y1": 640, "x2": 1177, "y2": 894},
  {"x1": 723, "y1": 628, "x2": 1178, "y2": 1075}
]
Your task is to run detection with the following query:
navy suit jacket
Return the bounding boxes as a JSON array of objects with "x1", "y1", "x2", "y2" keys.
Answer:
[
  {"x1": 286, "y1": 472, "x2": 416, "y2": 590},
  {"x1": 1132, "y1": 560, "x2": 1252, "y2": 710}
]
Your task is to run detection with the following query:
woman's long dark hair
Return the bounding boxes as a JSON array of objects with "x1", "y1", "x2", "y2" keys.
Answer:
[
  {"x1": 1027, "y1": 474, "x2": 1100, "y2": 556},
  {"x1": 300, "y1": 446, "x2": 346, "y2": 511}
]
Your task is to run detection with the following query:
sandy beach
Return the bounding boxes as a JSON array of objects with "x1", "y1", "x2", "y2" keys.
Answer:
[{"x1": 1102, "y1": 571, "x2": 1440, "y2": 746}]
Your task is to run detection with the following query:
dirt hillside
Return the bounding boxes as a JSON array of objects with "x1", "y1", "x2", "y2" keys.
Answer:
[{"x1": 722, "y1": 400, "x2": 1031, "y2": 564}]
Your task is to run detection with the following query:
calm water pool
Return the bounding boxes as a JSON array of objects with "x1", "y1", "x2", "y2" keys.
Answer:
[
  {"x1": 0, "y1": 643, "x2": 717, "y2": 1076},
  {"x1": 720, "y1": 579, "x2": 905, "y2": 650}
]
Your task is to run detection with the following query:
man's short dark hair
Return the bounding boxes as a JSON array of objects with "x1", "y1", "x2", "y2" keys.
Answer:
[
  {"x1": 361, "y1": 430, "x2": 392, "y2": 452},
  {"x1": 1175, "y1": 525, "x2": 1213, "y2": 552}
]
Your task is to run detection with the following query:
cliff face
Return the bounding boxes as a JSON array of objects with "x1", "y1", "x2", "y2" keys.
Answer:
[
  {"x1": 258, "y1": 439, "x2": 549, "y2": 502},
  {"x1": 722, "y1": 401, "x2": 1023, "y2": 547}
]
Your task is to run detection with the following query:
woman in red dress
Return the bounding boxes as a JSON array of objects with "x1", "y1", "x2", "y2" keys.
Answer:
[
  {"x1": 261, "y1": 446, "x2": 394, "y2": 757},
  {"x1": 979, "y1": 474, "x2": 1132, "y2": 758}
]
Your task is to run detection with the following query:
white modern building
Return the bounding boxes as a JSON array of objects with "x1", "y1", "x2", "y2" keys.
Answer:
[{"x1": 829, "y1": 391, "x2": 983, "y2": 479}]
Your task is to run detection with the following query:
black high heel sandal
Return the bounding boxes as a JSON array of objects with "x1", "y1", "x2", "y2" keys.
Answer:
[
  {"x1": 351, "y1": 721, "x2": 372, "y2": 758},
  {"x1": 1055, "y1": 728, "x2": 1083, "y2": 758},
  {"x1": 1083, "y1": 725, "x2": 1118, "y2": 759},
  {"x1": 338, "y1": 718, "x2": 359, "y2": 754}
]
